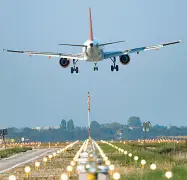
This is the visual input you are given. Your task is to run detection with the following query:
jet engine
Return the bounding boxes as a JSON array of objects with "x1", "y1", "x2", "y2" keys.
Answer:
[
  {"x1": 59, "y1": 58, "x2": 70, "y2": 68},
  {"x1": 119, "y1": 54, "x2": 130, "y2": 65}
]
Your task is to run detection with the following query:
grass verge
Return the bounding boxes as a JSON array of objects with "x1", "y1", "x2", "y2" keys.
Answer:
[{"x1": 0, "y1": 147, "x2": 32, "y2": 159}]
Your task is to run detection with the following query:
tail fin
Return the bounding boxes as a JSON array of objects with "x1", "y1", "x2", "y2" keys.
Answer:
[{"x1": 89, "y1": 8, "x2": 93, "y2": 41}]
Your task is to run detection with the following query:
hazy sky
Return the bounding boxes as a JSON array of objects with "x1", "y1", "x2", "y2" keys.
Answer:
[{"x1": 0, "y1": 0, "x2": 186, "y2": 128}]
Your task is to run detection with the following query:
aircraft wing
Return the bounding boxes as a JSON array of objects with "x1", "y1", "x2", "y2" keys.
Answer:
[
  {"x1": 3, "y1": 49, "x2": 85, "y2": 60},
  {"x1": 104, "y1": 40, "x2": 182, "y2": 59}
]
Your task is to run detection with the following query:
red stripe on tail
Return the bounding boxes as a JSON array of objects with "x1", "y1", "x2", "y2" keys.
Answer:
[{"x1": 89, "y1": 8, "x2": 93, "y2": 41}]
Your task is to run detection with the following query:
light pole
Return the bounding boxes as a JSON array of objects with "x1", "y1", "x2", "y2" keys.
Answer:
[
  {"x1": 128, "y1": 153, "x2": 132, "y2": 164},
  {"x1": 150, "y1": 164, "x2": 157, "y2": 180},
  {"x1": 0, "y1": 129, "x2": 8, "y2": 150},
  {"x1": 88, "y1": 92, "x2": 91, "y2": 139},
  {"x1": 109, "y1": 165, "x2": 115, "y2": 176},
  {"x1": 43, "y1": 157, "x2": 47, "y2": 165},
  {"x1": 143, "y1": 121, "x2": 151, "y2": 149},
  {"x1": 24, "y1": 166, "x2": 31, "y2": 178},
  {"x1": 35, "y1": 161, "x2": 40, "y2": 171},
  {"x1": 66, "y1": 165, "x2": 73, "y2": 178},
  {"x1": 124, "y1": 151, "x2": 128, "y2": 164},
  {"x1": 134, "y1": 156, "x2": 139, "y2": 167},
  {"x1": 141, "y1": 160, "x2": 146, "y2": 169},
  {"x1": 53, "y1": 152, "x2": 56, "y2": 159},
  {"x1": 48, "y1": 154, "x2": 53, "y2": 161}
]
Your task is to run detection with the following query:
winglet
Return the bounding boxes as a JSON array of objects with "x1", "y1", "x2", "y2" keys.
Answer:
[{"x1": 89, "y1": 7, "x2": 93, "y2": 41}]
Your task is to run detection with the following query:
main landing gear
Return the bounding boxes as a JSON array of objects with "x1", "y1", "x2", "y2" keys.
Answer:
[
  {"x1": 93, "y1": 63, "x2": 98, "y2": 71},
  {"x1": 71, "y1": 59, "x2": 79, "y2": 74},
  {"x1": 110, "y1": 57, "x2": 119, "y2": 71}
]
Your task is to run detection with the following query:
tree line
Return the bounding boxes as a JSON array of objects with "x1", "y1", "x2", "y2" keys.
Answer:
[{"x1": 5, "y1": 117, "x2": 187, "y2": 142}]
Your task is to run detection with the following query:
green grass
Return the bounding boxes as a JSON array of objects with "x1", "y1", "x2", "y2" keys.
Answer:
[
  {"x1": 101, "y1": 142, "x2": 172, "y2": 165},
  {"x1": 99, "y1": 142, "x2": 187, "y2": 179},
  {"x1": 0, "y1": 147, "x2": 32, "y2": 159},
  {"x1": 120, "y1": 166, "x2": 187, "y2": 180}
]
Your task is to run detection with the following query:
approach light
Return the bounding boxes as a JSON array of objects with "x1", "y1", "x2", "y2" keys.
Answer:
[
  {"x1": 24, "y1": 166, "x2": 31, "y2": 178},
  {"x1": 105, "y1": 160, "x2": 111, "y2": 166},
  {"x1": 48, "y1": 154, "x2": 53, "y2": 160},
  {"x1": 109, "y1": 164, "x2": 115, "y2": 171},
  {"x1": 141, "y1": 159, "x2": 146, "y2": 165},
  {"x1": 67, "y1": 165, "x2": 73, "y2": 172},
  {"x1": 86, "y1": 164, "x2": 91, "y2": 169},
  {"x1": 8, "y1": 175, "x2": 16, "y2": 180},
  {"x1": 113, "y1": 172, "x2": 120, "y2": 180},
  {"x1": 61, "y1": 173, "x2": 68, "y2": 180},
  {"x1": 165, "y1": 171, "x2": 173, "y2": 179},
  {"x1": 103, "y1": 156, "x2": 108, "y2": 161},
  {"x1": 35, "y1": 161, "x2": 40, "y2": 171},
  {"x1": 134, "y1": 156, "x2": 139, "y2": 161},
  {"x1": 43, "y1": 157, "x2": 47, "y2": 163},
  {"x1": 150, "y1": 163, "x2": 157, "y2": 170},
  {"x1": 70, "y1": 161, "x2": 76, "y2": 166}
]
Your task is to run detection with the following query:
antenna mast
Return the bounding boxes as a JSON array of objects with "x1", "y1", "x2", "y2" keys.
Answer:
[{"x1": 88, "y1": 92, "x2": 91, "y2": 139}]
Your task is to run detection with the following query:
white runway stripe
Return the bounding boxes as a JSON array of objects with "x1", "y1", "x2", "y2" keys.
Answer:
[{"x1": 0, "y1": 149, "x2": 51, "y2": 174}]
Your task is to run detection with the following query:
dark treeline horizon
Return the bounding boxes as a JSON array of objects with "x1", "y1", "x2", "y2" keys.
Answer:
[{"x1": 5, "y1": 117, "x2": 187, "y2": 142}]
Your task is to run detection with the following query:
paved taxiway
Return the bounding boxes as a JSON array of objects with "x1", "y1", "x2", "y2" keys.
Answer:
[{"x1": 0, "y1": 148, "x2": 56, "y2": 173}]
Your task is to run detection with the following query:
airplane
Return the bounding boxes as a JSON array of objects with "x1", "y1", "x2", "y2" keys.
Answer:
[{"x1": 4, "y1": 8, "x2": 182, "y2": 74}]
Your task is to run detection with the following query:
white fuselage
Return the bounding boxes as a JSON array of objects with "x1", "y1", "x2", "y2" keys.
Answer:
[{"x1": 82, "y1": 39, "x2": 104, "y2": 62}]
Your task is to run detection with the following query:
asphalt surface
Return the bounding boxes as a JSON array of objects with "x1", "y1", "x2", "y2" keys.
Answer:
[{"x1": 0, "y1": 148, "x2": 56, "y2": 173}]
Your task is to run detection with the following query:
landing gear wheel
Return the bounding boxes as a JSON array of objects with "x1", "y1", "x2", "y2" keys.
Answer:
[
  {"x1": 94, "y1": 67, "x2": 98, "y2": 71},
  {"x1": 116, "y1": 65, "x2": 119, "y2": 71},
  {"x1": 71, "y1": 67, "x2": 74, "y2": 74},
  {"x1": 70, "y1": 59, "x2": 79, "y2": 74},
  {"x1": 76, "y1": 67, "x2": 79, "y2": 73},
  {"x1": 111, "y1": 65, "x2": 114, "y2": 72},
  {"x1": 94, "y1": 63, "x2": 98, "y2": 71},
  {"x1": 110, "y1": 57, "x2": 119, "y2": 72}
]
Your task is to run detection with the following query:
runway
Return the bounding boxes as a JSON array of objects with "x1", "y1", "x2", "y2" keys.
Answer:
[{"x1": 0, "y1": 148, "x2": 56, "y2": 173}]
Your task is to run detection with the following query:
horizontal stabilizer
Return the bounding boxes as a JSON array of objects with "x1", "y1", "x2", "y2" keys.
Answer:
[
  {"x1": 98, "y1": 40, "x2": 125, "y2": 46},
  {"x1": 58, "y1": 43, "x2": 86, "y2": 47}
]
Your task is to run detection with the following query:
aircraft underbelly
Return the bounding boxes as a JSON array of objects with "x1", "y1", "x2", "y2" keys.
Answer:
[{"x1": 86, "y1": 48, "x2": 104, "y2": 62}]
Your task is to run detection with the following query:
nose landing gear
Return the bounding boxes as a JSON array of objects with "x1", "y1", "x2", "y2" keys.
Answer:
[
  {"x1": 110, "y1": 57, "x2": 119, "y2": 71},
  {"x1": 93, "y1": 63, "x2": 98, "y2": 71}
]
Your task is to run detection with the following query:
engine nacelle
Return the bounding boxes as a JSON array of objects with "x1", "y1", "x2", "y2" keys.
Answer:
[
  {"x1": 59, "y1": 58, "x2": 70, "y2": 68},
  {"x1": 119, "y1": 55, "x2": 130, "y2": 65}
]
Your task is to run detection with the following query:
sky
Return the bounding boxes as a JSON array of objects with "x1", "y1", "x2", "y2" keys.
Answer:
[{"x1": 0, "y1": 0, "x2": 186, "y2": 128}]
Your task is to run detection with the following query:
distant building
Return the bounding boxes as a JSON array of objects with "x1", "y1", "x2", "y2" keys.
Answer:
[
  {"x1": 129, "y1": 126, "x2": 142, "y2": 130},
  {"x1": 50, "y1": 126, "x2": 60, "y2": 129},
  {"x1": 32, "y1": 126, "x2": 60, "y2": 131}
]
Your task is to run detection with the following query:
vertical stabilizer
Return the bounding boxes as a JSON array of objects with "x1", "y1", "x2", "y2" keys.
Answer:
[{"x1": 89, "y1": 8, "x2": 93, "y2": 41}]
